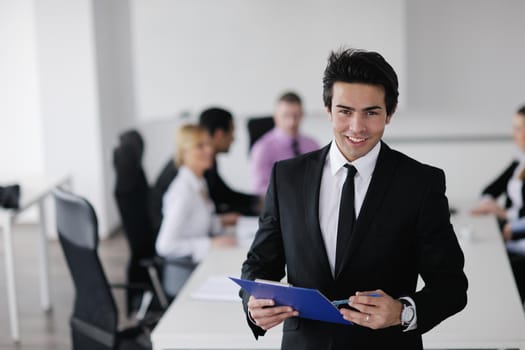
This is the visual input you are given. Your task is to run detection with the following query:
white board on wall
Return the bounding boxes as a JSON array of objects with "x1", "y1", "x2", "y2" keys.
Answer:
[{"x1": 132, "y1": 0, "x2": 406, "y2": 121}]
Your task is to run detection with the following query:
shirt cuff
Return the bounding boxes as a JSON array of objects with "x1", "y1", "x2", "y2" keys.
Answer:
[{"x1": 399, "y1": 296, "x2": 417, "y2": 332}]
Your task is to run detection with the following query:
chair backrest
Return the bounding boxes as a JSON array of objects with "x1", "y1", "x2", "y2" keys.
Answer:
[
  {"x1": 113, "y1": 129, "x2": 155, "y2": 260},
  {"x1": 247, "y1": 116, "x2": 274, "y2": 152},
  {"x1": 149, "y1": 158, "x2": 179, "y2": 235},
  {"x1": 53, "y1": 188, "x2": 118, "y2": 346}
]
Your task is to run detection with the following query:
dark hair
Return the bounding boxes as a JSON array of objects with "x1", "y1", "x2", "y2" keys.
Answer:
[
  {"x1": 322, "y1": 48, "x2": 399, "y2": 116},
  {"x1": 198, "y1": 107, "x2": 233, "y2": 136},
  {"x1": 278, "y1": 91, "x2": 302, "y2": 105},
  {"x1": 518, "y1": 105, "x2": 525, "y2": 116}
]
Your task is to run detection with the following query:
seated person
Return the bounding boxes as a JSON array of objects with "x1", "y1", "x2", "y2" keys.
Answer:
[
  {"x1": 250, "y1": 92, "x2": 320, "y2": 195},
  {"x1": 155, "y1": 124, "x2": 237, "y2": 296},
  {"x1": 471, "y1": 104, "x2": 525, "y2": 302},
  {"x1": 150, "y1": 107, "x2": 260, "y2": 234}
]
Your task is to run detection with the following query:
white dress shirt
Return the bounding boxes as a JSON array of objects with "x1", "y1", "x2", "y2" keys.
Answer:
[
  {"x1": 319, "y1": 141, "x2": 380, "y2": 276},
  {"x1": 319, "y1": 141, "x2": 417, "y2": 331},
  {"x1": 155, "y1": 166, "x2": 221, "y2": 263}
]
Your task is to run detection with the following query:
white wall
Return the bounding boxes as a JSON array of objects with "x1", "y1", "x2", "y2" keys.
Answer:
[
  {"x1": 3, "y1": 1, "x2": 524, "y2": 236},
  {"x1": 132, "y1": 0, "x2": 406, "y2": 192},
  {"x1": 0, "y1": 0, "x2": 45, "y2": 178},
  {"x1": 399, "y1": 0, "x2": 525, "y2": 203},
  {"x1": 1, "y1": 0, "x2": 137, "y2": 237},
  {"x1": 132, "y1": 0, "x2": 524, "y2": 203},
  {"x1": 34, "y1": 0, "x2": 110, "y2": 236},
  {"x1": 406, "y1": 0, "x2": 525, "y2": 118},
  {"x1": 131, "y1": 0, "x2": 406, "y2": 121},
  {"x1": 93, "y1": 0, "x2": 137, "y2": 234}
]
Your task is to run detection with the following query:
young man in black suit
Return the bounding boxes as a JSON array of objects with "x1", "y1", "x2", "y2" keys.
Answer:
[{"x1": 240, "y1": 48, "x2": 468, "y2": 349}]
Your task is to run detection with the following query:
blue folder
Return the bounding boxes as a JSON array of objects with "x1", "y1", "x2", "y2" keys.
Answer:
[{"x1": 229, "y1": 277, "x2": 352, "y2": 326}]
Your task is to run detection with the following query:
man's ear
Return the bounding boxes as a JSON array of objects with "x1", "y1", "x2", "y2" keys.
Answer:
[{"x1": 212, "y1": 129, "x2": 224, "y2": 141}]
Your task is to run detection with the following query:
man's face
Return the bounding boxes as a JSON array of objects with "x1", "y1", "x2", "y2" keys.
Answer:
[
  {"x1": 213, "y1": 122, "x2": 235, "y2": 154},
  {"x1": 273, "y1": 101, "x2": 303, "y2": 136},
  {"x1": 327, "y1": 82, "x2": 392, "y2": 162}
]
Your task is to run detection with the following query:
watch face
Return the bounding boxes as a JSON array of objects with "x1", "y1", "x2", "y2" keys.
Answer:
[{"x1": 402, "y1": 305, "x2": 415, "y2": 324}]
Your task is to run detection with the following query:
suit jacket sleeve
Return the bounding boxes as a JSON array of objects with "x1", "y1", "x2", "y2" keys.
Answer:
[
  {"x1": 413, "y1": 168, "x2": 468, "y2": 333},
  {"x1": 206, "y1": 167, "x2": 260, "y2": 216},
  {"x1": 240, "y1": 164, "x2": 286, "y2": 338},
  {"x1": 481, "y1": 161, "x2": 518, "y2": 198}
]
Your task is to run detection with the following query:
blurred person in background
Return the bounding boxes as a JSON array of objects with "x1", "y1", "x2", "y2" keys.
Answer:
[
  {"x1": 155, "y1": 124, "x2": 237, "y2": 296},
  {"x1": 151, "y1": 107, "x2": 261, "y2": 235},
  {"x1": 199, "y1": 107, "x2": 261, "y2": 215},
  {"x1": 250, "y1": 92, "x2": 320, "y2": 195},
  {"x1": 471, "y1": 105, "x2": 525, "y2": 303}
]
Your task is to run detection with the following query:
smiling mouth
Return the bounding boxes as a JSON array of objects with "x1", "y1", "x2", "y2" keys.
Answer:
[{"x1": 346, "y1": 136, "x2": 367, "y2": 143}]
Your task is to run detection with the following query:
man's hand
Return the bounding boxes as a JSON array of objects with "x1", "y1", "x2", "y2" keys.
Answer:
[
  {"x1": 210, "y1": 235, "x2": 237, "y2": 247},
  {"x1": 220, "y1": 212, "x2": 240, "y2": 226},
  {"x1": 503, "y1": 223, "x2": 513, "y2": 241},
  {"x1": 470, "y1": 200, "x2": 507, "y2": 219},
  {"x1": 339, "y1": 290, "x2": 402, "y2": 329},
  {"x1": 247, "y1": 296, "x2": 298, "y2": 330}
]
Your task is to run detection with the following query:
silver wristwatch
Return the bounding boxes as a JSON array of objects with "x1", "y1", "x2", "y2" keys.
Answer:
[{"x1": 400, "y1": 299, "x2": 415, "y2": 329}]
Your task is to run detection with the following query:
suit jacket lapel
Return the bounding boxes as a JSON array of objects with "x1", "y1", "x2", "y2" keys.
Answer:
[
  {"x1": 303, "y1": 144, "x2": 333, "y2": 280},
  {"x1": 335, "y1": 141, "x2": 398, "y2": 279}
]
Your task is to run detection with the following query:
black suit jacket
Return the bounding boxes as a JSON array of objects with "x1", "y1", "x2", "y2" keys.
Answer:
[
  {"x1": 241, "y1": 142, "x2": 468, "y2": 349},
  {"x1": 481, "y1": 160, "x2": 525, "y2": 239},
  {"x1": 482, "y1": 160, "x2": 525, "y2": 217}
]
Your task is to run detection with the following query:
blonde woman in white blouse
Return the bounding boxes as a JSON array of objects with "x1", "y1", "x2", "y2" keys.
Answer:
[{"x1": 155, "y1": 124, "x2": 237, "y2": 295}]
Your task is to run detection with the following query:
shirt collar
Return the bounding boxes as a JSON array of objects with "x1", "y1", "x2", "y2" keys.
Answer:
[
  {"x1": 178, "y1": 166, "x2": 207, "y2": 192},
  {"x1": 273, "y1": 127, "x2": 296, "y2": 141},
  {"x1": 328, "y1": 140, "x2": 381, "y2": 180}
]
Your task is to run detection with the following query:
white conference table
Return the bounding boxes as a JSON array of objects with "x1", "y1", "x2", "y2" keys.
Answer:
[
  {"x1": 0, "y1": 176, "x2": 71, "y2": 342},
  {"x1": 152, "y1": 211, "x2": 525, "y2": 349}
]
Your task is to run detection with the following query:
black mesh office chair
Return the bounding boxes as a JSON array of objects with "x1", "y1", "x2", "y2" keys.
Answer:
[
  {"x1": 53, "y1": 188, "x2": 152, "y2": 350},
  {"x1": 246, "y1": 116, "x2": 274, "y2": 152},
  {"x1": 114, "y1": 129, "x2": 195, "y2": 304},
  {"x1": 149, "y1": 158, "x2": 178, "y2": 236},
  {"x1": 113, "y1": 130, "x2": 168, "y2": 312}
]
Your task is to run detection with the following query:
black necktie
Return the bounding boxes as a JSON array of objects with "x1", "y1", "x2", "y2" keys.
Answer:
[
  {"x1": 335, "y1": 164, "x2": 357, "y2": 272},
  {"x1": 291, "y1": 138, "x2": 300, "y2": 156}
]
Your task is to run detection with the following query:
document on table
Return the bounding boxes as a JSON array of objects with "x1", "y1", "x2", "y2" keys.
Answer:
[
  {"x1": 229, "y1": 277, "x2": 352, "y2": 325},
  {"x1": 236, "y1": 216, "x2": 259, "y2": 247},
  {"x1": 190, "y1": 275, "x2": 241, "y2": 302}
]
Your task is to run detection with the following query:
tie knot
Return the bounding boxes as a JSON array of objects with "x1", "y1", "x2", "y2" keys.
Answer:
[{"x1": 344, "y1": 164, "x2": 357, "y2": 177}]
